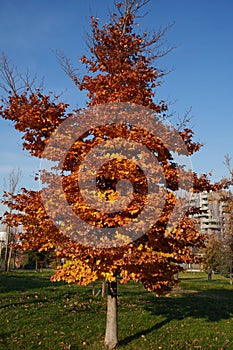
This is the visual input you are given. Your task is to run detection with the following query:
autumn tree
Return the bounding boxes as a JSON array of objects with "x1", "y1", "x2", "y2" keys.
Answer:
[{"x1": 0, "y1": 1, "x2": 219, "y2": 349}]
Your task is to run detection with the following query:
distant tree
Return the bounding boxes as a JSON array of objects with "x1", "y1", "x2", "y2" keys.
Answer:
[
  {"x1": 221, "y1": 183, "x2": 233, "y2": 284},
  {"x1": 2, "y1": 168, "x2": 22, "y2": 272},
  {"x1": 208, "y1": 154, "x2": 233, "y2": 284},
  {"x1": 24, "y1": 250, "x2": 54, "y2": 271},
  {"x1": 0, "y1": 1, "x2": 220, "y2": 348},
  {"x1": 204, "y1": 234, "x2": 223, "y2": 272},
  {"x1": 204, "y1": 233, "x2": 233, "y2": 282}
]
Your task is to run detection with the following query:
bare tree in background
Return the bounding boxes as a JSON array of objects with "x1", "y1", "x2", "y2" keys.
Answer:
[
  {"x1": 3, "y1": 168, "x2": 22, "y2": 271},
  {"x1": 208, "y1": 154, "x2": 233, "y2": 285},
  {"x1": 221, "y1": 155, "x2": 233, "y2": 284}
]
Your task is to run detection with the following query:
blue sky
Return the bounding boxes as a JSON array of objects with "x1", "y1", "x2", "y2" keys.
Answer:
[{"x1": 0, "y1": 0, "x2": 233, "y2": 200}]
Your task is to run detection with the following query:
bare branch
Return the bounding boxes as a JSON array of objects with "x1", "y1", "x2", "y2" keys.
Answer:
[
  {"x1": 3, "y1": 168, "x2": 22, "y2": 195},
  {"x1": 224, "y1": 154, "x2": 232, "y2": 173},
  {"x1": 56, "y1": 50, "x2": 80, "y2": 87},
  {"x1": 0, "y1": 53, "x2": 44, "y2": 101},
  {"x1": 176, "y1": 107, "x2": 193, "y2": 131},
  {"x1": 19, "y1": 68, "x2": 38, "y2": 94},
  {"x1": 142, "y1": 22, "x2": 176, "y2": 60},
  {"x1": 114, "y1": 0, "x2": 150, "y2": 17},
  {"x1": 112, "y1": 1, "x2": 151, "y2": 34},
  {"x1": 0, "y1": 53, "x2": 18, "y2": 94},
  {"x1": 223, "y1": 154, "x2": 233, "y2": 187},
  {"x1": 114, "y1": 2, "x2": 175, "y2": 60}
]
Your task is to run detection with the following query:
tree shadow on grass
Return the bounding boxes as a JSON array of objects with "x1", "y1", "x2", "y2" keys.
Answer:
[
  {"x1": 0, "y1": 271, "x2": 54, "y2": 292},
  {"x1": 0, "y1": 331, "x2": 15, "y2": 348},
  {"x1": 119, "y1": 288, "x2": 233, "y2": 346}
]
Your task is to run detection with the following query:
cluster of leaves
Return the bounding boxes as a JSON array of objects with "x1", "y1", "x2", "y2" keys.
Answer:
[{"x1": 0, "y1": 92, "x2": 68, "y2": 157}]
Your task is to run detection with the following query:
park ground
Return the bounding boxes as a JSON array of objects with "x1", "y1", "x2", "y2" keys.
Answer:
[{"x1": 0, "y1": 270, "x2": 233, "y2": 349}]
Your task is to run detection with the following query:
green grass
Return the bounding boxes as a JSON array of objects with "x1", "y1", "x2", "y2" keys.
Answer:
[{"x1": 0, "y1": 271, "x2": 233, "y2": 349}]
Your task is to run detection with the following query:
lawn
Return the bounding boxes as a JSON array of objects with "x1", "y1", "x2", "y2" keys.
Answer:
[{"x1": 0, "y1": 270, "x2": 233, "y2": 349}]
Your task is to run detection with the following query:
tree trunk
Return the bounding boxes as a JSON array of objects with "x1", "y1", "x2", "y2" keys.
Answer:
[
  {"x1": 102, "y1": 278, "x2": 106, "y2": 298},
  {"x1": 13, "y1": 250, "x2": 17, "y2": 270},
  {"x1": 92, "y1": 282, "x2": 96, "y2": 297},
  {"x1": 4, "y1": 229, "x2": 10, "y2": 272},
  {"x1": 6, "y1": 245, "x2": 12, "y2": 272},
  {"x1": 0, "y1": 241, "x2": 2, "y2": 269},
  {"x1": 35, "y1": 259, "x2": 38, "y2": 272},
  {"x1": 4, "y1": 247, "x2": 8, "y2": 271},
  {"x1": 104, "y1": 280, "x2": 118, "y2": 349},
  {"x1": 230, "y1": 257, "x2": 232, "y2": 285}
]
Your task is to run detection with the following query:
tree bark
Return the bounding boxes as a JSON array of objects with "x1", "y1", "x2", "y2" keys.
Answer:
[
  {"x1": 4, "y1": 229, "x2": 10, "y2": 272},
  {"x1": 6, "y1": 245, "x2": 12, "y2": 272},
  {"x1": 0, "y1": 241, "x2": 2, "y2": 269},
  {"x1": 35, "y1": 259, "x2": 38, "y2": 272},
  {"x1": 13, "y1": 250, "x2": 17, "y2": 270},
  {"x1": 92, "y1": 282, "x2": 96, "y2": 297},
  {"x1": 230, "y1": 256, "x2": 232, "y2": 285},
  {"x1": 102, "y1": 278, "x2": 106, "y2": 298},
  {"x1": 104, "y1": 280, "x2": 118, "y2": 349}
]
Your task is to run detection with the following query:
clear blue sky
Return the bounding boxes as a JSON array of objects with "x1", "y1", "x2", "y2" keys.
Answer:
[{"x1": 0, "y1": 0, "x2": 233, "y2": 198}]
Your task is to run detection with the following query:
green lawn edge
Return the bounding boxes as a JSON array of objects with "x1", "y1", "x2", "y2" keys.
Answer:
[{"x1": 0, "y1": 270, "x2": 233, "y2": 350}]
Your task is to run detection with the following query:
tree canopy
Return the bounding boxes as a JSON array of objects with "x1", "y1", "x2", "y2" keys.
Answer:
[{"x1": 0, "y1": 0, "x2": 219, "y2": 301}]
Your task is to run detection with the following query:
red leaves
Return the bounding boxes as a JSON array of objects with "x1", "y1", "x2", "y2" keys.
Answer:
[
  {"x1": 0, "y1": 92, "x2": 69, "y2": 157},
  {"x1": 179, "y1": 128, "x2": 202, "y2": 155},
  {"x1": 78, "y1": 13, "x2": 163, "y2": 111},
  {"x1": 2, "y1": 190, "x2": 70, "y2": 252}
]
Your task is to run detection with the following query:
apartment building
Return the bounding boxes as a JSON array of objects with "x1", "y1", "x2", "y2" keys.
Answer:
[
  {"x1": 0, "y1": 231, "x2": 7, "y2": 246},
  {"x1": 187, "y1": 191, "x2": 226, "y2": 239}
]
